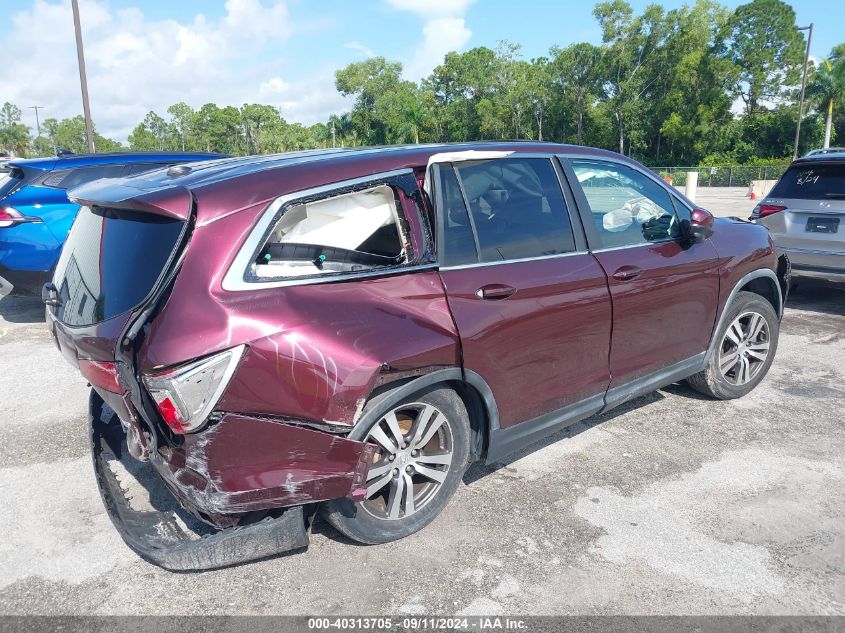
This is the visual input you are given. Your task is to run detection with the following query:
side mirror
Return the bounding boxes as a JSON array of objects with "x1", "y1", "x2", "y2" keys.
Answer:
[{"x1": 689, "y1": 207, "x2": 714, "y2": 241}]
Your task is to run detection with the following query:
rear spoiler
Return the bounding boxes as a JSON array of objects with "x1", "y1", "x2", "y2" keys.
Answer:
[{"x1": 68, "y1": 180, "x2": 193, "y2": 221}]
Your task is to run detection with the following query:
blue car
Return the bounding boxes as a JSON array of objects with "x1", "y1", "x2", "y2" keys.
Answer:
[{"x1": 0, "y1": 151, "x2": 224, "y2": 296}]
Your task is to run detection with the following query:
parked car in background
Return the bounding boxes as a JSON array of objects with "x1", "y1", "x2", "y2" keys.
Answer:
[
  {"x1": 0, "y1": 151, "x2": 225, "y2": 296},
  {"x1": 45, "y1": 142, "x2": 789, "y2": 571},
  {"x1": 752, "y1": 151, "x2": 845, "y2": 284}
]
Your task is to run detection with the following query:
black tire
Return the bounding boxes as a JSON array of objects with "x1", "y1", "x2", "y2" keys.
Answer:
[
  {"x1": 686, "y1": 291, "x2": 779, "y2": 399},
  {"x1": 321, "y1": 385, "x2": 471, "y2": 545}
]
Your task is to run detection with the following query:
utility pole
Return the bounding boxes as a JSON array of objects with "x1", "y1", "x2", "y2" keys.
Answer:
[
  {"x1": 331, "y1": 121, "x2": 336, "y2": 148},
  {"x1": 28, "y1": 106, "x2": 44, "y2": 138},
  {"x1": 792, "y1": 23, "x2": 813, "y2": 161},
  {"x1": 71, "y1": 0, "x2": 95, "y2": 153}
]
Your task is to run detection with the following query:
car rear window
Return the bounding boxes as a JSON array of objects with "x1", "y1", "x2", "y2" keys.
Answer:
[
  {"x1": 769, "y1": 163, "x2": 845, "y2": 199},
  {"x1": 0, "y1": 167, "x2": 26, "y2": 199},
  {"x1": 42, "y1": 164, "x2": 128, "y2": 190},
  {"x1": 52, "y1": 206, "x2": 185, "y2": 326}
]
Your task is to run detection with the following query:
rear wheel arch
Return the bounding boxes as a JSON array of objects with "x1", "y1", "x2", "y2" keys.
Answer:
[{"x1": 353, "y1": 368, "x2": 498, "y2": 463}]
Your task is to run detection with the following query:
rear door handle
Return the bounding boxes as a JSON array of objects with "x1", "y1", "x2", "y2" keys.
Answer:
[
  {"x1": 611, "y1": 266, "x2": 643, "y2": 281},
  {"x1": 475, "y1": 284, "x2": 517, "y2": 300}
]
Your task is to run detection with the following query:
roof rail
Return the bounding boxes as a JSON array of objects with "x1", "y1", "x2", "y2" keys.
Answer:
[{"x1": 803, "y1": 147, "x2": 845, "y2": 157}]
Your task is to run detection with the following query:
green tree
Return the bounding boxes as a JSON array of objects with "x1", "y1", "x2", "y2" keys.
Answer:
[
  {"x1": 336, "y1": 57, "x2": 405, "y2": 145},
  {"x1": 593, "y1": 0, "x2": 669, "y2": 155},
  {"x1": 167, "y1": 102, "x2": 195, "y2": 151},
  {"x1": 128, "y1": 123, "x2": 159, "y2": 150},
  {"x1": 719, "y1": 0, "x2": 805, "y2": 114},
  {"x1": 550, "y1": 43, "x2": 603, "y2": 144},
  {"x1": 241, "y1": 103, "x2": 284, "y2": 154},
  {"x1": 806, "y1": 51, "x2": 845, "y2": 148},
  {"x1": 0, "y1": 102, "x2": 30, "y2": 156}
]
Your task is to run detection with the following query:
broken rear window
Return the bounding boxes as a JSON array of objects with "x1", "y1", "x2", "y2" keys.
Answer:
[{"x1": 253, "y1": 185, "x2": 410, "y2": 280}]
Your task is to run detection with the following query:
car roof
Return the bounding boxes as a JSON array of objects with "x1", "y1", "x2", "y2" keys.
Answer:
[
  {"x1": 798, "y1": 149, "x2": 845, "y2": 161},
  {"x1": 8, "y1": 151, "x2": 226, "y2": 172},
  {"x1": 125, "y1": 141, "x2": 626, "y2": 190},
  {"x1": 67, "y1": 142, "x2": 635, "y2": 223}
]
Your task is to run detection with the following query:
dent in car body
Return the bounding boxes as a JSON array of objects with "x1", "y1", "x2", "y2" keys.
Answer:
[{"x1": 149, "y1": 413, "x2": 375, "y2": 525}]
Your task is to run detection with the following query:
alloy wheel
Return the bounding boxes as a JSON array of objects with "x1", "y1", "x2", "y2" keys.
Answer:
[
  {"x1": 361, "y1": 403, "x2": 454, "y2": 521},
  {"x1": 719, "y1": 310, "x2": 771, "y2": 386}
]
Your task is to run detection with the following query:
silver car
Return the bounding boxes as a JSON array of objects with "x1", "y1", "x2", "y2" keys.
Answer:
[{"x1": 752, "y1": 153, "x2": 845, "y2": 283}]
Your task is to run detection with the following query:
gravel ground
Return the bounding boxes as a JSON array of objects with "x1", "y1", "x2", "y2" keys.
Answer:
[{"x1": 0, "y1": 278, "x2": 842, "y2": 616}]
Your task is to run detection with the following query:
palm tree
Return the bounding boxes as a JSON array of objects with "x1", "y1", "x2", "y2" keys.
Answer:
[{"x1": 807, "y1": 56, "x2": 845, "y2": 148}]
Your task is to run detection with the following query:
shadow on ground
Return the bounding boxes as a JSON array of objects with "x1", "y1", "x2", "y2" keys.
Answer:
[
  {"x1": 0, "y1": 296, "x2": 45, "y2": 324},
  {"x1": 786, "y1": 279, "x2": 845, "y2": 315}
]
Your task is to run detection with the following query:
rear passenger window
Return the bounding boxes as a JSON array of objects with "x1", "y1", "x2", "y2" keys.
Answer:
[
  {"x1": 571, "y1": 160, "x2": 681, "y2": 249},
  {"x1": 443, "y1": 158, "x2": 575, "y2": 263},
  {"x1": 435, "y1": 166, "x2": 478, "y2": 266},
  {"x1": 126, "y1": 163, "x2": 167, "y2": 176},
  {"x1": 43, "y1": 165, "x2": 128, "y2": 190},
  {"x1": 253, "y1": 184, "x2": 410, "y2": 280}
]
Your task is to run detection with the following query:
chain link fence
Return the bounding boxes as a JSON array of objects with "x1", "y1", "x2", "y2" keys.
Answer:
[{"x1": 652, "y1": 165, "x2": 790, "y2": 188}]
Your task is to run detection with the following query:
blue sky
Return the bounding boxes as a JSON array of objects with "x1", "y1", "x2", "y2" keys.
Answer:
[{"x1": 2, "y1": 0, "x2": 842, "y2": 142}]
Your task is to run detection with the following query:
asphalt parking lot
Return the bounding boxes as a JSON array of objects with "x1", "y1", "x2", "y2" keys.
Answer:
[{"x1": 0, "y1": 278, "x2": 843, "y2": 615}]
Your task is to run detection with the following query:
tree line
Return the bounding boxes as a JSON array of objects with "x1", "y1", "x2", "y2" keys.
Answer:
[{"x1": 2, "y1": 0, "x2": 845, "y2": 167}]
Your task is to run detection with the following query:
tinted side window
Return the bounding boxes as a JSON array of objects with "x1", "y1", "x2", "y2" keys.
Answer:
[
  {"x1": 451, "y1": 158, "x2": 575, "y2": 262},
  {"x1": 126, "y1": 162, "x2": 168, "y2": 176},
  {"x1": 571, "y1": 160, "x2": 680, "y2": 249},
  {"x1": 769, "y1": 163, "x2": 845, "y2": 199},
  {"x1": 44, "y1": 165, "x2": 128, "y2": 190},
  {"x1": 435, "y1": 165, "x2": 478, "y2": 266}
]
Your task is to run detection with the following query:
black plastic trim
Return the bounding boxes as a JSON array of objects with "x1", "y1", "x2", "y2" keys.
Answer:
[
  {"x1": 604, "y1": 352, "x2": 706, "y2": 410},
  {"x1": 485, "y1": 394, "x2": 605, "y2": 464},
  {"x1": 90, "y1": 390, "x2": 308, "y2": 571}
]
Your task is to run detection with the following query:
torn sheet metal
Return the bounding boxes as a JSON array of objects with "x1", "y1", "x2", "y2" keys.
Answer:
[{"x1": 149, "y1": 412, "x2": 376, "y2": 521}]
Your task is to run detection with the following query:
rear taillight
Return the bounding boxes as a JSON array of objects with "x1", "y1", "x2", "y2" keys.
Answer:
[
  {"x1": 0, "y1": 207, "x2": 22, "y2": 228},
  {"x1": 142, "y1": 345, "x2": 245, "y2": 434},
  {"x1": 0, "y1": 207, "x2": 41, "y2": 228},
  {"x1": 755, "y1": 204, "x2": 786, "y2": 218},
  {"x1": 79, "y1": 360, "x2": 122, "y2": 393}
]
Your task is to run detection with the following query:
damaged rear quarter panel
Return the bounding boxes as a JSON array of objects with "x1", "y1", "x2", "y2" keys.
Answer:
[
  {"x1": 215, "y1": 272, "x2": 460, "y2": 424},
  {"x1": 152, "y1": 414, "x2": 376, "y2": 515},
  {"x1": 139, "y1": 200, "x2": 460, "y2": 427}
]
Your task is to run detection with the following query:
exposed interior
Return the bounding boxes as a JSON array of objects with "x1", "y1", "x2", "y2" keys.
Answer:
[{"x1": 255, "y1": 185, "x2": 406, "y2": 278}]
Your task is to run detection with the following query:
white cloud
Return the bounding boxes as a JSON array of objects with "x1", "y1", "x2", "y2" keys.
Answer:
[
  {"x1": 406, "y1": 17, "x2": 472, "y2": 80},
  {"x1": 385, "y1": 0, "x2": 474, "y2": 80},
  {"x1": 1, "y1": 0, "x2": 338, "y2": 141},
  {"x1": 344, "y1": 41, "x2": 376, "y2": 58},
  {"x1": 259, "y1": 73, "x2": 351, "y2": 125}
]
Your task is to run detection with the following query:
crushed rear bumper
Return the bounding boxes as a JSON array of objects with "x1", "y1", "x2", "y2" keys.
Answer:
[{"x1": 89, "y1": 391, "x2": 374, "y2": 571}]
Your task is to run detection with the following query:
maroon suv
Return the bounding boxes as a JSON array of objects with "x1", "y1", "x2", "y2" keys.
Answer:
[{"x1": 45, "y1": 143, "x2": 790, "y2": 570}]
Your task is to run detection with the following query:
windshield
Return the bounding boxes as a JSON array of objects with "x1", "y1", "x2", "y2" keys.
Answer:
[
  {"x1": 52, "y1": 206, "x2": 185, "y2": 326},
  {"x1": 769, "y1": 163, "x2": 845, "y2": 200}
]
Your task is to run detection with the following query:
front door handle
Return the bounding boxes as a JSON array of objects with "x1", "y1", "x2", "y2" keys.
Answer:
[
  {"x1": 611, "y1": 266, "x2": 643, "y2": 281},
  {"x1": 475, "y1": 284, "x2": 517, "y2": 300}
]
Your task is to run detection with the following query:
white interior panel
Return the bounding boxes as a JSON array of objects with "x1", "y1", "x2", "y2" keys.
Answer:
[{"x1": 270, "y1": 185, "x2": 396, "y2": 251}]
